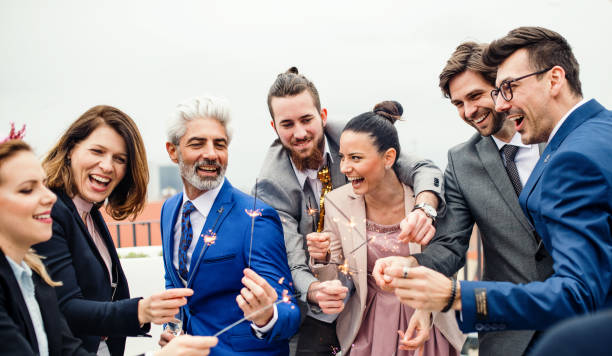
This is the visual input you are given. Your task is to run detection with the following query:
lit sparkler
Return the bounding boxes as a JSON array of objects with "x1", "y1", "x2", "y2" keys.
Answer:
[
  {"x1": 202, "y1": 230, "x2": 217, "y2": 246},
  {"x1": 246, "y1": 179, "x2": 262, "y2": 268},
  {"x1": 306, "y1": 197, "x2": 319, "y2": 232}
]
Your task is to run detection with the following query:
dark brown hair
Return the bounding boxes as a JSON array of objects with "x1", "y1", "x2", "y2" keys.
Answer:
[
  {"x1": 43, "y1": 105, "x2": 149, "y2": 220},
  {"x1": 439, "y1": 42, "x2": 497, "y2": 98},
  {"x1": 267, "y1": 67, "x2": 321, "y2": 119},
  {"x1": 343, "y1": 101, "x2": 403, "y2": 169},
  {"x1": 483, "y1": 26, "x2": 582, "y2": 97}
]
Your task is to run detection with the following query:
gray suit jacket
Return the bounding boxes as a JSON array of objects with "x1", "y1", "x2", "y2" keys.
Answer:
[
  {"x1": 413, "y1": 133, "x2": 554, "y2": 356},
  {"x1": 255, "y1": 120, "x2": 444, "y2": 306}
]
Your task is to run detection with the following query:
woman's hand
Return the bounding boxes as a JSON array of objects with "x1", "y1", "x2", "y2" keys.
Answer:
[
  {"x1": 306, "y1": 232, "x2": 332, "y2": 261},
  {"x1": 138, "y1": 288, "x2": 193, "y2": 325},
  {"x1": 398, "y1": 309, "x2": 431, "y2": 351},
  {"x1": 155, "y1": 335, "x2": 218, "y2": 356}
]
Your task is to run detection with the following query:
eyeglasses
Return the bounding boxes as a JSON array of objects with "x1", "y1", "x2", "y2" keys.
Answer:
[{"x1": 490, "y1": 67, "x2": 553, "y2": 102}]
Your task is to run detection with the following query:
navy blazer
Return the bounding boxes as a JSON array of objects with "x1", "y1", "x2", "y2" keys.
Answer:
[
  {"x1": 458, "y1": 99, "x2": 612, "y2": 332},
  {"x1": 33, "y1": 190, "x2": 149, "y2": 356},
  {"x1": 162, "y1": 179, "x2": 300, "y2": 356},
  {"x1": 0, "y1": 250, "x2": 92, "y2": 356}
]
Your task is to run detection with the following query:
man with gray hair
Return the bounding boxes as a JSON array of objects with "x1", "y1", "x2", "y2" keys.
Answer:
[{"x1": 159, "y1": 95, "x2": 300, "y2": 355}]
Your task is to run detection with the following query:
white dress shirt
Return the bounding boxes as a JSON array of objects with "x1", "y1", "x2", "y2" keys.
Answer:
[{"x1": 492, "y1": 132, "x2": 540, "y2": 188}]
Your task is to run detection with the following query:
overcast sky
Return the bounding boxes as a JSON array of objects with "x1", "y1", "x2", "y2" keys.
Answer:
[{"x1": 2, "y1": 0, "x2": 611, "y2": 197}]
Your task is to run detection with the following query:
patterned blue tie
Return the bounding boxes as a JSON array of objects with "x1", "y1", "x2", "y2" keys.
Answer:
[{"x1": 178, "y1": 201, "x2": 196, "y2": 280}]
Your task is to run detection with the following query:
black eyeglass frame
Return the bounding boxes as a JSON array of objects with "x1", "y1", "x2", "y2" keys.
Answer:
[{"x1": 491, "y1": 66, "x2": 554, "y2": 102}]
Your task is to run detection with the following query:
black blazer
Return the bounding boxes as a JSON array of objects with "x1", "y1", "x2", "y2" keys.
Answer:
[
  {"x1": 33, "y1": 190, "x2": 149, "y2": 356},
  {"x1": 0, "y1": 250, "x2": 92, "y2": 356}
]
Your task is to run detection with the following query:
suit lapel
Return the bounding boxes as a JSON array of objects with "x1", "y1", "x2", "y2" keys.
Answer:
[
  {"x1": 57, "y1": 192, "x2": 112, "y2": 284},
  {"x1": 0, "y1": 253, "x2": 38, "y2": 353},
  {"x1": 476, "y1": 137, "x2": 534, "y2": 233},
  {"x1": 187, "y1": 180, "x2": 235, "y2": 286},
  {"x1": 326, "y1": 132, "x2": 347, "y2": 188},
  {"x1": 521, "y1": 99, "x2": 604, "y2": 213},
  {"x1": 163, "y1": 193, "x2": 184, "y2": 287},
  {"x1": 343, "y1": 190, "x2": 368, "y2": 308}
]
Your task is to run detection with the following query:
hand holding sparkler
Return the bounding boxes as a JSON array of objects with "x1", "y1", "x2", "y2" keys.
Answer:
[
  {"x1": 372, "y1": 256, "x2": 419, "y2": 292},
  {"x1": 306, "y1": 231, "x2": 331, "y2": 261},
  {"x1": 236, "y1": 268, "x2": 278, "y2": 327},
  {"x1": 138, "y1": 288, "x2": 193, "y2": 325},
  {"x1": 310, "y1": 280, "x2": 348, "y2": 314}
]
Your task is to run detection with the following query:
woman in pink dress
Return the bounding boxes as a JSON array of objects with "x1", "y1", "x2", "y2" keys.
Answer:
[{"x1": 308, "y1": 101, "x2": 465, "y2": 355}]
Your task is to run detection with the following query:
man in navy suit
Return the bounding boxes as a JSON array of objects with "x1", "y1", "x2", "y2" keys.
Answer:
[
  {"x1": 158, "y1": 95, "x2": 300, "y2": 355},
  {"x1": 374, "y1": 26, "x2": 612, "y2": 337}
]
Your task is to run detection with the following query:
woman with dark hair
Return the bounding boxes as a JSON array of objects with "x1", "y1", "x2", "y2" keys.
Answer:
[
  {"x1": 0, "y1": 128, "x2": 217, "y2": 356},
  {"x1": 34, "y1": 106, "x2": 193, "y2": 356},
  {"x1": 307, "y1": 102, "x2": 464, "y2": 355}
]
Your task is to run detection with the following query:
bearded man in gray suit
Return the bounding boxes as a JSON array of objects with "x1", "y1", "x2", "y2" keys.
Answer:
[
  {"x1": 399, "y1": 43, "x2": 553, "y2": 355},
  {"x1": 254, "y1": 67, "x2": 445, "y2": 356}
]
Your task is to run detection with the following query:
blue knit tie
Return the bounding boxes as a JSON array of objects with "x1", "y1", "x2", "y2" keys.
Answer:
[{"x1": 178, "y1": 201, "x2": 196, "y2": 280}]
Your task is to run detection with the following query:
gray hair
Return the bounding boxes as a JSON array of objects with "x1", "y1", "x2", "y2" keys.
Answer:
[{"x1": 167, "y1": 95, "x2": 233, "y2": 145}]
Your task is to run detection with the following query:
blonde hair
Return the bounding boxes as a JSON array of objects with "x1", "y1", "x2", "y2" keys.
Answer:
[{"x1": 0, "y1": 140, "x2": 61, "y2": 286}]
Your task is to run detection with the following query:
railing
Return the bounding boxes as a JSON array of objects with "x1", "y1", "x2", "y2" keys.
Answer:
[{"x1": 107, "y1": 220, "x2": 161, "y2": 248}]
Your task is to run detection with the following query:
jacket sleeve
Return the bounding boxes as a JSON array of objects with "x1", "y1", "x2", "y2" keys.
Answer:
[
  {"x1": 34, "y1": 206, "x2": 145, "y2": 337},
  {"x1": 395, "y1": 151, "x2": 446, "y2": 216},
  {"x1": 459, "y1": 150, "x2": 612, "y2": 332},
  {"x1": 246, "y1": 206, "x2": 301, "y2": 343},
  {"x1": 412, "y1": 150, "x2": 471, "y2": 276}
]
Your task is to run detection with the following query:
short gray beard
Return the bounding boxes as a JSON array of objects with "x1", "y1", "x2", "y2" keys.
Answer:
[{"x1": 178, "y1": 154, "x2": 226, "y2": 192}]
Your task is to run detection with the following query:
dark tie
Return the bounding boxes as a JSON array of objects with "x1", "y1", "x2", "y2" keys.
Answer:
[
  {"x1": 178, "y1": 201, "x2": 196, "y2": 280},
  {"x1": 501, "y1": 144, "x2": 522, "y2": 196}
]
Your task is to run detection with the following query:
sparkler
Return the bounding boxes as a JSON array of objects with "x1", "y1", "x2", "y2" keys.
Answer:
[
  {"x1": 306, "y1": 197, "x2": 319, "y2": 232},
  {"x1": 246, "y1": 179, "x2": 263, "y2": 268},
  {"x1": 202, "y1": 230, "x2": 217, "y2": 246}
]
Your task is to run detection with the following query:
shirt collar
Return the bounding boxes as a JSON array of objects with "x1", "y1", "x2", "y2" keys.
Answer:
[
  {"x1": 6, "y1": 255, "x2": 33, "y2": 279},
  {"x1": 491, "y1": 131, "x2": 532, "y2": 150},
  {"x1": 72, "y1": 195, "x2": 94, "y2": 215},
  {"x1": 547, "y1": 98, "x2": 589, "y2": 144},
  {"x1": 291, "y1": 136, "x2": 332, "y2": 189},
  {"x1": 182, "y1": 177, "x2": 225, "y2": 217}
]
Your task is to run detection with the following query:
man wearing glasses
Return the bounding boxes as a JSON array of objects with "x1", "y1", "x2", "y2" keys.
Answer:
[
  {"x1": 373, "y1": 26, "x2": 612, "y2": 348},
  {"x1": 399, "y1": 41, "x2": 553, "y2": 356}
]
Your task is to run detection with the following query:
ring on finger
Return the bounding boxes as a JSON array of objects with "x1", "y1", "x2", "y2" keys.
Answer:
[{"x1": 402, "y1": 265, "x2": 410, "y2": 279}]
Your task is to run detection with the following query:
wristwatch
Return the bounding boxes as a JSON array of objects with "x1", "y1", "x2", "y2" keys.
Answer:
[{"x1": 412, "y1": 203, "x2": 437, "y2": 222}]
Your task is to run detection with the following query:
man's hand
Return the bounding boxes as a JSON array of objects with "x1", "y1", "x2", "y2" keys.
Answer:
[
  {"x1": 236, "y1": 268, "x2": 278, "y2": 327},
  {"x1": 385, "y1": 265, "x2": 461, "y2": 311},
  {"x1": 138, "y1": 288, "x2": 193, "y2": 325},
  {"x1": 313, "y1": 280, "x2": 348, "y2": 314},
  {"x1": 398, "y1": 209, "x2": 436, "y2": 245},
  {"x1": 398, "y1": 309, "x2": 431, "y2": 351},
  {"x1": 155, "y1": 335, "x2": 218, "y2": 356},
  {"x1": 306, "y1": 232, "x2": 331, "y2": 261},
  {"x1": 372, "y1": 256, "x2": 419, "y2": 292}
]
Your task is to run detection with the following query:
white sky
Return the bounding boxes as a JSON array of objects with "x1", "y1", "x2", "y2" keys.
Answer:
[{"x1": 2, "y1": 0, "x2": 611, "y2": 196}]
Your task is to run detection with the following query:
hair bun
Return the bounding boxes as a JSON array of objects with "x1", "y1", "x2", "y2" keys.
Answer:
[
  {"x1": 286, "y1": 66, "x2": 299, "y2": 75},
  {"x1": 373, "y1": 101, "x2": 403, "y2": 124}
]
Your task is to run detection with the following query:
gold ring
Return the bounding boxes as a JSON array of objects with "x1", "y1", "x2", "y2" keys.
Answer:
[{"x1": 402, "y1": 265, "x2": 410, "y2": 279}]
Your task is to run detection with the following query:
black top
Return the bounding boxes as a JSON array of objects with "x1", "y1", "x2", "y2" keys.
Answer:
[{"x1": 33, "y1": 189, "x2": 149, "y2": 356}]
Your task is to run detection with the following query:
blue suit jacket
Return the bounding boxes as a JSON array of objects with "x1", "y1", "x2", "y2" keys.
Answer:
[
  {"x1": 161, "y1": 179, "x2": 300, "y2": 356},
  {"x1": 458, "y1": 99, "x2": 612, "y2": 332}
]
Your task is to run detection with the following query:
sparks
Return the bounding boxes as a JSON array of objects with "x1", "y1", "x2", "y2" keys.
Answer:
[
  {"x1": 338, "y1": 259, "x2": 351, "y2": 276},
  {"x1": 245, "y1": 208, "x2": 263, "y2": 217},
  {"x1": 203, "y1": 231, "x2": 217, "y2": 246},
  {"x1": 278, "y1": 276, "x2": 285, "y2": 285},
  {"x1": 281, "y1": 289, "x2": 291, "y2": 303}
]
